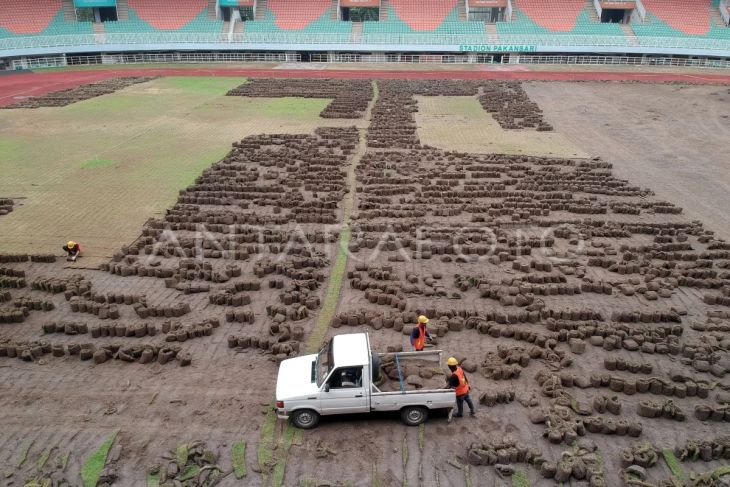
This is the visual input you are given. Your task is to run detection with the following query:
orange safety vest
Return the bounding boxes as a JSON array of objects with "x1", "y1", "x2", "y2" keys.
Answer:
[
  {"x1": 454, "y1": 366, "x2": 470, "y2": 397},
  {"x1": 413, "y1": 324, "x2": 426, "y2": 350}
]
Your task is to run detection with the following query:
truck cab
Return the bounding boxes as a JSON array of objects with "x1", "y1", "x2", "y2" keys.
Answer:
[{"x1": 275, "y1": 332, "x2": 456, "y2": 429}]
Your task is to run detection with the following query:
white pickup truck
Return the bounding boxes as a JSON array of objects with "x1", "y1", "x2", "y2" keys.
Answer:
[{"x1": 275, "y1": 332, "x2": 456, "y2": 429}]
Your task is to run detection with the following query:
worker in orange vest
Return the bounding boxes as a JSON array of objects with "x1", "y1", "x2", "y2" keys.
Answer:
[
  {"x1": 409, "y1": 315, "x2": 433, "y2": 351},
  {"x1": 446, "y1": 357, "x2": 476, "y2": 418}
]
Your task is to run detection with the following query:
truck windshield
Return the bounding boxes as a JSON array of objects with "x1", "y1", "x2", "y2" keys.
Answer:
[{"x1": 316, "y1": 340, "x2": 333, "y2": 387}]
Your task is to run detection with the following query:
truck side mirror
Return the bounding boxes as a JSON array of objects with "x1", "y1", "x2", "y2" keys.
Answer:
[{"x1": 324, "y1": 384, "x2": 330, "y2": 392}]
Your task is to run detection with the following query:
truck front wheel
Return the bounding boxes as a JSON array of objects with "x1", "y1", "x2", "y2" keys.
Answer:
[
  {"x1": 291, "y1": 409, "x2": 320, "y2": 429},
  {"x1": 400, "y1": 406, "x2": 428, "y2": 426}
]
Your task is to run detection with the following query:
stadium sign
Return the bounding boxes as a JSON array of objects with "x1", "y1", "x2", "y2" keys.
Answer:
[
  {"x1": 341, "y1": 0, "x2": 380, "y2": 6},
  {"x1": 219, "y1": 0, "x2": 255, "y2": 6},
  {"x1": 460, "y1": 44, "x2": 537, "y2": 52},
  {"x1": 73, "y1": 0, "x2": 116, "y2": 6}
]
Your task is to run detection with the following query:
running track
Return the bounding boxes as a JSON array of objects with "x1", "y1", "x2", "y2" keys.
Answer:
[{"x1": 1, "y1": 67, "x2": 729, "y2": 107}]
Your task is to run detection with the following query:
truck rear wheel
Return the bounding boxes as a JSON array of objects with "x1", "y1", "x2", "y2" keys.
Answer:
[
  {"x1": 291, "y1": 409, "x2": 320, "y2": 429},
  {"x1": 400, "y1": 406, "x2": 428, "y2": 426}
]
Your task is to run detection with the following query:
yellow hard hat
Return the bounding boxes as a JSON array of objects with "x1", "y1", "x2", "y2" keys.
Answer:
[
  {"x1": 418, "y1": 315, "x2": 429, "y2": 324},
  {"x1": 67, "y1": 241, "x2": 76, "y2": 249},
  {"x1": 447, "y1": 357, "x2": 458, "y2": 366}
]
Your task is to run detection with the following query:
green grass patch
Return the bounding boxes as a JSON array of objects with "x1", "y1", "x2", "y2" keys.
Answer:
[
  {"x1": 0, "y1": 139, "x2": 24, "y2": 162},
  {"x1": 401, "y1": 435, "x2": 409, "y2": 487},
  {"x1": 58, "y1": 452, "x2": 70, "y2": 471},
  {"x1": 371, "y1": 462, "x2": 382, "y2": 487},
  {"x1": 257, "y1": 407, "x2": 278, "y2": 484},
  {"x1": 255, "y1": 97, "x2": 330, "y2": 118},
  {"x1": 81, "y1": 158, "x2": 114, "y2": 169},
  {"x1": 36, "y1": 447, "x2": 52, "y2": 471},
  {"x1": 163, "y1": 76, "x2": 245, "y2": 96},
  {"x1": 178, "y1": 464, "x2": 200, "y2": 481},
  {"x1": 305, "y1": 226, "x2": 351, "y2": 354},
  {"x1": 232, "y1": 441, "x2": 247, "y2": 479},
  {"x1": 146, "y1": 472, "x2": 159, "y2": 487},
  {"x1": 663, "y1": 449, "x2": 685, "y2": 480},
  {"x1": 418, "y1": 424, "x2": 425, "y2": 452},
  {"x1": 16, "y1": 439, "x2": 34, "y2": 468},
  {"x1": 271, "y1": 425, "x2": 297, "y2": 487},
  {"x1": 690, "y1": 465, "x2": 730, "y2": 483},
  {"x1": 0, "y1": 75, "x2": 338, "y2": 257},
  {"x1": 175, "y1": 444, "x2": 189, "y2": 467},
  {"x1": 463, "y1": 464, "x2": 472, "y2": 487},
  {"x1": 80, "y1": 431, "x2": 117, "y2": 487},
  {"x1": 175, "y1": 148, "x2": 230, "y2": 189},
  {"x1": 512, "y1": 469, "x2": 529, "y2": 487}
]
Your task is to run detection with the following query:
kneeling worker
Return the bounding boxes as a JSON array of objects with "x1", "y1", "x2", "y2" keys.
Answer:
[
  {"x1": 410, "y1": 315, "x2": 433, "y2": 351},
  {"x1": 63, "y1": 241, "x2": 81, "y2": 261},
  {"x1": 446, "y1": 357, "x2": 476, "y2": 418}
]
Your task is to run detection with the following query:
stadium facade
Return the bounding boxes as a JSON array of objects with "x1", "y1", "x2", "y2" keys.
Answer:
[{"x1": 1, "y1": 0, "x2": 729, "y2": 68}]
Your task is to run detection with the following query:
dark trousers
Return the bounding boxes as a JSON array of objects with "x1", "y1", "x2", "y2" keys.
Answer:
[
  {"x1": 62, "y1": 246, "x2": 79, "y2": 258},
  {"x1": 456, "y1": 393, "x2": 475, "y2": 416}
]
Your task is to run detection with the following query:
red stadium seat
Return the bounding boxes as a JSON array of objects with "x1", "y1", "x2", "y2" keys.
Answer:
[
  {"x1": 127, "y1": 0, "x2": 208, "y2": 30},
  {"x1": 516, "y1": 0, "x2": 585, "y2": 32},
  {"x1": 389, "y1": 0, "x2": 458, "y2": 31},
  {"x1": 268, "y1": 0, "x2": 331, "y2": 30},
  {"x1": 641, "y1": 0, "x2": 711, "y2": 35},
  {"x1": 0, "y1": 0, "x2": 61, "y2": 34}
]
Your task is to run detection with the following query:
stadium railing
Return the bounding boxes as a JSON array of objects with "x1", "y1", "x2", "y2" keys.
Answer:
[
  {"x1": 1, "y1": 32, "x2": 730, "y2": 51},
  {"x1": 12, "y1": 52, "x2": 730, "y2": 70}
]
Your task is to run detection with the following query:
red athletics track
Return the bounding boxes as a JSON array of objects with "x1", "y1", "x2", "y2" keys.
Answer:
[{"x1": 1, "y1": 67, "x2": 729, "y2": 107}]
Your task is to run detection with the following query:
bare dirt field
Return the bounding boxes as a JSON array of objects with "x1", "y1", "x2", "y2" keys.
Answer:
[
  {"x1": 0, "y1": 75, "x2": 729, "y2": 487},
  {"x1": 525, "y1": 81, "x2": 730, "y2": 241},
  {"x1": 415, "y1": 95, "x2": 588, "y2": 158}
]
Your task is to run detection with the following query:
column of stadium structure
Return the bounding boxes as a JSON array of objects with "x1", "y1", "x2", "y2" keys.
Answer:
[
  {"x1": 711, "y1": 1, "x2": 728, "y2": 26},
  {"x1": 486, "y1": 23, "x2": 499, "y2": 44},
  {"x1": 586, "y1": 0, "x2": 600, "y2": 22},
  {"x1": 620, "y1": 23, "x2": 639, "y2": 46},
  {"x1": 332, "y1": 0, "x2": 339, "y2": 20},
  {"x1": 92, "y1": 21, "x2": 105, "y2": 35},
  {"x1": 62, "y1": 0, "x2": 76, "y2": 21},
  {"x1": 116, "y1": 0, "x2": 129, "y2": 21},
  {"x1": 255, "y1": 0, "x2": 268, "y2": 20},
  {"x1": 233, "y1": 18, "x2": 245, "y2": 38},
  {"x1": 630, "y1": 0, "x2": 646, "y2": 22},
  {"x1": 207, "y1": 0, "x2": 218, "y2": 19},
  {"x1": 458, "y1": 0, "x2": 467, "y2": 20},
  {"x1": 380, "y1": 0, "x2": 388, "y2": 20},
  {"x1": 352, "y1": 21, "x2": 364, "y2": 43}
]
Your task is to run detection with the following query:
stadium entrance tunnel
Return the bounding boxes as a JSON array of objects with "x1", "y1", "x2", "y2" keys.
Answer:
[{"x1": 601, "y1": 8, "x2": 631, "y2": 24}]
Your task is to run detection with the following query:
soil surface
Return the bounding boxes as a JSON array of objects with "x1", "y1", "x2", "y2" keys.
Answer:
[
  {"x1": 525, "y1": 82, "x2": 730, "y2": 241},
  {"x1": 1, "y1": 75, "x2": 729, "y2": 487}
]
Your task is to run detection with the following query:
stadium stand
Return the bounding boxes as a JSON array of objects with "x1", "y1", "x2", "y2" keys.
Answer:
[
  {"x1": 496, "y1": 3, "x2": 628, "y2": 46},
  {"x1": 389, "y1": 0, "x2": 458, "y2": 31},
  {"x1": 362, "y1": 1, "x2": 487, "y2": 44},
  {"x1": 104, "y1": 0, "x2": 222, "y2": 33},
  {"x1": 0, "y1": 0, "x2": 92, "y2": 37},
  {"x1": 267, "y1": 0, "x2": 331, "y2": 29},
  {"x1": 243, "y1": 2, "x2": 351, "y2": 44},
  {"x1": 0, "y1": 0, "x2": 728, "y2": 54},
  {"x1": 638, "y1": 0, "x2": 711, "y2": 36},
  {"x1": 631, "y1": 0, "x2": 730, "y2": 41},
  {"x1": 513, "y1": 0, "x2": 585, "y2": 32}
]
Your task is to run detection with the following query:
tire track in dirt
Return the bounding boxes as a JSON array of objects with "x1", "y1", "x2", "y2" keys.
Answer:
[{"x1": 255, "y1": 81, "x2": 380, "y2": 487}]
